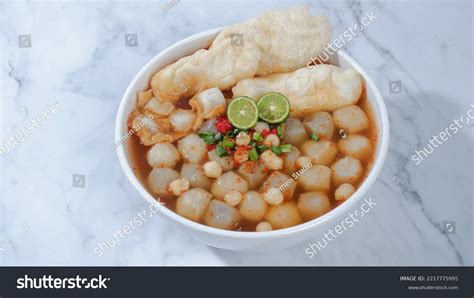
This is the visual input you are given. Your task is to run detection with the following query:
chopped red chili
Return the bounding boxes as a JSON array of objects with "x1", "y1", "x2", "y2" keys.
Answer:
[
  {"x1": 216, "y1": 116, "x2": 233, "y2": 134},
  {"x1": 239, "y1": 145, "x2": 253, "y2": 150}
]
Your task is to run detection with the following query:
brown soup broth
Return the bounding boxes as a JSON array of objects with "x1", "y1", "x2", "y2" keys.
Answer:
[{"x1": 128, "y1": 83, "x2": 378, "y2": 232}]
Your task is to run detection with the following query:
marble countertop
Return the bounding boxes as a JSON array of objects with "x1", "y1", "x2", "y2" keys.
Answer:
[{"x1": 0, "y1": 0, "x2": 472, "y2": 266}]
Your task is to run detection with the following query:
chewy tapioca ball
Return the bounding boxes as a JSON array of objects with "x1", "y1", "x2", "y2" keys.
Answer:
[
  {"x1": 263, "y1": 134, "x2": 280, "y2": 147},
  {"x1": 180, "y1": 163, "x2": 212, "y2": 190},
  {"x1": 259, "y1": 150, "x2": 283, "y2": 171},
  {"x1": 331, "y1": 156, "x2": 364, "y2": 186},
  {"x1": 264, "y1": 202, "x2": 303, "y2": 229},
  {"x1": 337, "y1": 135, "x2": 372, "y2": 161},
  {"x1": 147, "y1": 168, "x2": 180, "y2": 196},
  {"x1": 224, "y1": 190, "x2": 243, "y2": 207},
  {"x1": 335, "y1": 183, "x2": 356, "y2": 201},
  {"x1": 147, "y1": 142, "x2": 181, "y2": 168},
  {"x1": 239, "y1": 191, "x2": 268, "y2": 222},
  {"x1": 297, "y1": 192, "x2": 331, "y2": 221},
  {"x1": 282, "y1": 118, "x2": 307, "y2": 146},
  {"x1": 303, "y1": 111, "x2": 335, "y2": 140},
  {"x1": 203, "y1": 161, "x2": 223, "y2": 178},
  {"x1": 177, "y1": 133, "x2": 207, "y2": 164},
  {"x1": 204, "y1": 200, "x2": 241, "y2": 230},
  {"x1": 295, "y1": 156, "x2": 312, "y2": 169},
  {"x1": 301, "y1": 140, "x2": 337, "y2": 166},
  {"x1": 169, "y1": 109, "x2": 197, "y2": 132},
  {"x1": 254, "y1": 122, "x2": 270, "y2": 133},
  {"x1": 169, "y1": 177, "x2": 190, "y2": 196},
  {"x1": 237, "y1": 160, "x2": 269, "y2": 189},
  {"x1": 211, "y1": 171, "x2": 249, "y2": 200},
  {"x1": 333, "y1": 105, "x2": 369, "y2": 134},
  {"x1": 297, "y1": 165, "x2": 331, "y2": 192},
  {"x1": 281, "y1": 146, "x2": 301, "y2": 175},
  {"x1": 260, "y1": 171, "x2": 296, "y2": 200},
  {"x1": 256, "y1": 221, "x2": 272, "y2": 232},
  {"x1": 144, "y1": 97, "x2": 175, "y2": 116},
  {"x1": 176, "y1": 188, "x2": 212, "y2": 222},
  {"x1": 208, "y1": 149, "x2": 235, "y2": 172}
]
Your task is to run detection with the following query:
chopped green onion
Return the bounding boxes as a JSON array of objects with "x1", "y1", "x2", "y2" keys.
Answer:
[
  {"x1": 206, "y1": 137, "x2": 217, "y2": 144},
  {"x1": 214, "y1": 132, "x2": 223, "y2": 141},
  {"x1": 310, "y1": 133, "x2": 320, "y2": 142},
  {"x1": 248, "y1": 148, "x2": 258, "y2": 161},
  {"x1": 253, "y1": 132, "x2": 263, "y2": 142},
  {"x1": 216, "y1": 145, "x2": 228, "y2": 157},
  {"x1": 222, "y1": 137, "x2": 234, "y2": 148},
  {"x1": 256, "y1": 145, "x2": 268, "y2": 153},
  {"x1": 277, "y1": 124, "x2": 285, "y2": 137},
  {"x1": 199, "y1": 132, "x2": 216, "y2": 144},
  {"x1": 248, "y1": 140, "x2": 256, "y2": 147},
  {"x1": 279, "y1": 144, "x2": 292, "y2": 153},
  {"x1": 199, "y1": 131, "x2": 213, "y2": 138},
  {"x1": 271, "y1": 145, "x2": 282, "y2": 155}
]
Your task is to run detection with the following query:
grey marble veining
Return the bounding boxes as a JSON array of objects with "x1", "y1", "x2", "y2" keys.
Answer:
[{"x1": 0, "y1": 0, "x2": 472, "y2": 266}]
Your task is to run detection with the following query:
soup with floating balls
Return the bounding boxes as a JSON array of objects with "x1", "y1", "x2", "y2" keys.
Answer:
[{"x1": 126, "y1": 7, "x2": 378, "y2": 232}]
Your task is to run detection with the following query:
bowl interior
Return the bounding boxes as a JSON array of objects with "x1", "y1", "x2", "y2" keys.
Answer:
[{"x1": 115, "y1": 28, "x2": 389, "y2": 239}]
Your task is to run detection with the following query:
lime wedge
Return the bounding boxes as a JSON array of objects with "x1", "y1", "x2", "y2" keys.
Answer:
[
  {"x1": 257, "y1": 92, "x2": 290, "y2": 124},
  {"x1": 227, "y1": 96, "x2": 259, "y2": 129}
]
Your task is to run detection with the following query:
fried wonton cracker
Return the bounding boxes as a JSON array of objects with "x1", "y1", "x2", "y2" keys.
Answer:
[
  {"x1": 232, "y1": 65, "x2": 363, "y2": 118},
  {"x1": 150, "y1": 6, "x2": 331, "y2": 101}
]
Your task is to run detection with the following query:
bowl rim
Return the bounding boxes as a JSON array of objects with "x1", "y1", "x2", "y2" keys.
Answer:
[{"x1": 115, "y1": 27, "x2": 390, "y2": 240}]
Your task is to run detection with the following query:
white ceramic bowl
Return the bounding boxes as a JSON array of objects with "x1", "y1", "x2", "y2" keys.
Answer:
[{"x1": 115, "y1": 28, "x2": 390, "y2": 251}]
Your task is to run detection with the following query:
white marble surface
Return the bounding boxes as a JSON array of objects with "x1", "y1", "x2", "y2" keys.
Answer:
[{"x1": 0, "y1": 0, "x2": 472, "y2": 266}]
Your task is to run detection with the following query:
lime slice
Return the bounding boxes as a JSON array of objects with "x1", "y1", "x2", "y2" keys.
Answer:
[
  {"x1": 227, "y1": 96, "x2": 259, "y2": 129},
  {"x1": 257, "y1": 92, "x2": 290, "y2": 124}
]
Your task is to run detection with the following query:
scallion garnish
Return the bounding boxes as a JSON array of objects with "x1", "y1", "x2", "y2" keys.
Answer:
[
  {"x1": 271, "y1": 145, "x2": 282, "y2": 155},
  {"x1": 248, "y1": 148, "x2": 258, "y2": 161},
  {"x1": 216, "y1": 145, "x2": 228, "y2": 157},
  {"x1": 199, "y1": 132, "x2": 217, "y2": 144},
  {"x1": 256, "y1": 145, "x2": 268, "y2": 153},
  {"x1": 279, "y1": 144, "x2": 292, "y2": 153},
  {"x1": 277, "y1": 124, "x2": 284, "y2": 137},
  {"x1": 253, "y1": 132, "x2": 263, "y2": 142},
  {"x1": 310, "y1": 133, "x2": 320, "y2": 142},
  {"x1": 199, "y1": 131, "x2": 213, "y2": 138},
  {"x1": 222, "y1": 137, "x2": 235, "y2": 148}
]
